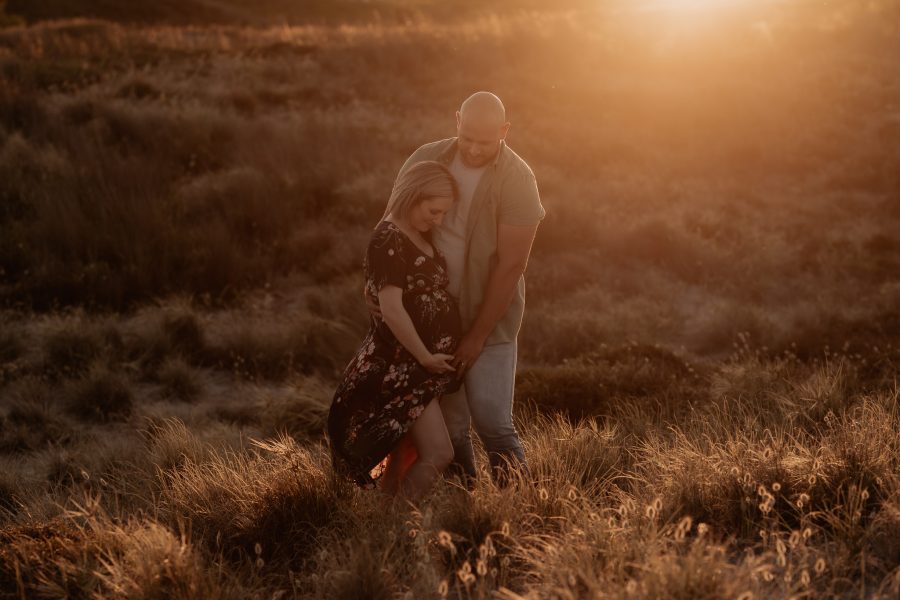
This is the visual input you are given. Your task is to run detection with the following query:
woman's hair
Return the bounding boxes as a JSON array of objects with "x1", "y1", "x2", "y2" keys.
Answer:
[{"x1": 381, "y1": 161, "x2": 458, "y2": 224}]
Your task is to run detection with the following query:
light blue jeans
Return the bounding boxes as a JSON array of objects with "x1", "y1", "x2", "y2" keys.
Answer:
[{"x1": 440, "y1": 340, "x2": 527, "y2": 484}]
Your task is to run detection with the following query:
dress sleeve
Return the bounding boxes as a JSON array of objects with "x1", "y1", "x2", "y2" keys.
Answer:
[{"x1": 369, "y1": 227, "x2": 408, "y2": 292}]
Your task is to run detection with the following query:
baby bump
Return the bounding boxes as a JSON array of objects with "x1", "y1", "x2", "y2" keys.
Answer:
[{"x1": 404, "y1": 289, "x2": 461, "y2": 353}]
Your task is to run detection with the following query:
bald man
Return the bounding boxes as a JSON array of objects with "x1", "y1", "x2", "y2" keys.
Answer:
[{"x1": 389, "y1": 92, "x2": 545, "y2": 485}]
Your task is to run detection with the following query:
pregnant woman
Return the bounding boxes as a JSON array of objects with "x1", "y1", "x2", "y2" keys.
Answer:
[{"x1": 328, "y1": 160, "x2": 461, "y2": 502}]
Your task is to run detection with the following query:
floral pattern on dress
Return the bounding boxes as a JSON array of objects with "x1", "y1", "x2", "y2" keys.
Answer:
[{"x1": 328, "y1": 220, "x2": 462, "y2": 489}]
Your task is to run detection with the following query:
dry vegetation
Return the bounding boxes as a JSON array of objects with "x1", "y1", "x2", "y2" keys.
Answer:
[{"x1": 1, "y1": 0, "x2": 899, "y2": 597}]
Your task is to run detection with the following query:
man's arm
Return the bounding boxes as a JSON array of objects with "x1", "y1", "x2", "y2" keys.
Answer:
[{"x1": 451, "y1": 223, "x2": 539, "y2": 371}]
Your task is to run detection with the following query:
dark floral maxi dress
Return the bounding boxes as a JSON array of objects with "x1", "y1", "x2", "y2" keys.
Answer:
[{"x1": 328, "y1": 220, "x2": 462, "y2": 488}]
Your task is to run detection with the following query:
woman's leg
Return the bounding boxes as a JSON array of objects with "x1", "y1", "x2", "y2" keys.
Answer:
[
  {"x1": 380, "y1": 434, "x2": 417, "y2": 496},
  {"x1": 399, "y1": 399, "x2": 454, "y2": 502}
]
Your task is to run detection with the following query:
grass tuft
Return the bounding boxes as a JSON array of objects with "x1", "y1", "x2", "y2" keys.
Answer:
[
  {"x1": 42, "y1": 322, "x2": 104, "y2": 377},
  {"x1": 156, "y1": 357, "x2": 203, "y2": 402},
  {"x1": 65, "y1": 363, "x2": 134, "y2": 422},
  {"x1": 159, "y1": 434, "x2": 340, "y2": 562}
]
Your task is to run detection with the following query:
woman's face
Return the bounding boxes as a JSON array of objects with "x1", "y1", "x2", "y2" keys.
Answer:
[{"x1": 407, "y1": 195, "x2": 454, "y2": 232}]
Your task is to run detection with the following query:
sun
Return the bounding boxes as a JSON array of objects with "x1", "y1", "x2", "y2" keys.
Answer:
[
  {"x1": 626, "y1": 0, "x2": 757, "y2": 29},
  {"x1": 643, "y1": 0, "x2": 749, "y2": 13}
]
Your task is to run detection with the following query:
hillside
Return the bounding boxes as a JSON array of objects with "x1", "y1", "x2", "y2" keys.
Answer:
[{"x1": 1, "y1": 1, "x2": 899, "y2": 597}]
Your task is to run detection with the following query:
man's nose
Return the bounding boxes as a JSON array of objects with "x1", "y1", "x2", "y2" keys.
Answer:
[{"x1": 434, "y1": 214, "x2": 444, "y2": 226}]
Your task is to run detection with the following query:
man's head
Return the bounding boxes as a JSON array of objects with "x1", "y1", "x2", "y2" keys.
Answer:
[{"x1": 456, "y1": 92, "x2": 510, "y2": 168}]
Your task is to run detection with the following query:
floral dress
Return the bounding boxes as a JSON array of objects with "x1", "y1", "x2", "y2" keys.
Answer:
[{"x1": 328, "y1": 220, "x2": 462, "y2": 488}]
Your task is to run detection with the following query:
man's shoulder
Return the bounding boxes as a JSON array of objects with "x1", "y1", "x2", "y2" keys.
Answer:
[
  {"x1": 499, "y1": 143, "x2": 534, "y2": 180},
  {"x1": 409, "y1": 137, "x2": 456, "y2": 161},
  {"x1": 498, "y1": 143, "x2": 536, "y2": 179}
]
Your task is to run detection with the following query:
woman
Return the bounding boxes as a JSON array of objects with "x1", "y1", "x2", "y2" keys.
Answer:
[{"x1": 328, "y1": 160, "x2": 462, "y2": 502}]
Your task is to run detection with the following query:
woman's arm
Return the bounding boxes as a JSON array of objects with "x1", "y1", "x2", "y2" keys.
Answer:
[{"x1": 378, "y1": 286, "x2": 454, "y2": 373}]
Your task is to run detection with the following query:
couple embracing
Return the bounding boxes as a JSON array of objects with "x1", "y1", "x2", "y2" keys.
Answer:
[{"x1": 327, "y1": 92, "x2": 545, "y2": 502}]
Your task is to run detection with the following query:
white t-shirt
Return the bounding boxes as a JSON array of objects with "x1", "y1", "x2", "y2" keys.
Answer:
[{"x1": 432, "y1": 152, "x2": 487, "y2": 298}]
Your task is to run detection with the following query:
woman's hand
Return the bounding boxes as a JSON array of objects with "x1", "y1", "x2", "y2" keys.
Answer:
[
  {"x1": 419, "y1": 353, "x2": 456, "y2": 374},
  {"x1": 378, "y1": 286, "x2": 449, "y2": 373},
  {"x1": 365, "y1": 295, "x2": 382, "y2": 319}
]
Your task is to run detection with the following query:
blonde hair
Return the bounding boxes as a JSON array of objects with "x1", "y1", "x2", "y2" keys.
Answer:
[{"x1": 382, "y1": 161, "x2": 458, "y2": 223}]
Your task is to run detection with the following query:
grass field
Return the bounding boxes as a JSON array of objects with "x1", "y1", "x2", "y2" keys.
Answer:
[{"x1": 1, "y1": 0, "x2": 899, "y2": 597}]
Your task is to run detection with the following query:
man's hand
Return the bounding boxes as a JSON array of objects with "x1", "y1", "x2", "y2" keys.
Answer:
[
  {"x1": 452, "y1": 331, "x2": 488, "y2": 375},
  {"x1": 365, "y1": 295, "x2": 382, "y2": 319}
]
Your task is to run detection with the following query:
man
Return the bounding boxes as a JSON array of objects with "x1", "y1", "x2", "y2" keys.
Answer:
[{"x1": 388, "y1": 91, "x2": 545, "y2": 484}]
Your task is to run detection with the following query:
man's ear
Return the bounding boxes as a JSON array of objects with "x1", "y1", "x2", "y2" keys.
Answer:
[{"x1": 500, "y1": 122, "x2": 511, "y2": 140}]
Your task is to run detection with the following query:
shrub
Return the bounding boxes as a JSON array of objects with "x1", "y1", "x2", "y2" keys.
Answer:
[
  {"x1": 811, "y1": 398, "x2": 899, "y2": 515},
  {"x1": 522, "y1": 413, "x2": 629, "y2": 496},
  {"x1": 256, "y1": 376, "x2": 331, "y2": 438},
  {"x1": 427, "y1": 482, "x2": 526, "y2": 587},
  {"x1": 516, "y1": 344, "x2": 705, "y2": 421},
  {"x1": 0, "y1": 87, "x2": 47, "y2": 137},
  {"x1": 0, "y1": 469, "x2": 18, "y2": 514},
  {"x1": 789, "y1": 358, "x2": 857, "y2": 426},
  {"x1": 0, "y1": 394, "x2": 73, "y2": 453},
  {"x1": 159, "y1": 434, "x2": 340, "y2": 562},
  {"x1": 0, "y1": 328, "x2": 23, "y2": 364},
  {"x1": 206, "y1": 313, "x2": 358, "y2": 379},
  {"x1": 156, "y1": 357, "x2": 202, "y2": 402},
  {"x1": 0, "y1": 497, "x2": 239, "y2": 600},
  {"x1": 65, "y1": 364, "x2": 134, "y2": 422},
  {"x1": 210, "y1": 402, "x2": 261, "y2": 428},
  {"x1": 43, "y1": 447, "x2": 86, "y2": 487},
  {"x1": 161, "y1": 310, "x2": 206, "y2": 358},
  {"x1": 519, "y1": 308, "x2": 613, "y2": 362},
  {"x1": 95, "y1": 520, "x2": 233, "y2": 600},
  {"x1": 302, "y1": 275, "x2": 369, "y2": 336},
  {"x1": 142, "y1": 418, "x2": 212, "y2": 473},
  {"x1": 0, "y1": 2, "x2": 24, "y2": 27},
  {"x1": 621, "y1": 541, "x2": 761, "y2": 599},
  {"x1": 124, "y1": 303, "x2": 206, "y2": 370},
  {"x1": 637, "y1": 428, "x2": 799, "y2": 543},
  {"x1": 42, "y1": 321, "x2": 104, "y2": 377},
  {"x1": 115, "y1": 78, "x2": 161, "y2": 100},
  {"x1": 0, "y1": 518, "x2": 104, "y2": 598},
  {"x1": 302, "y1": 536, "x2": 405, "y2": 600}
]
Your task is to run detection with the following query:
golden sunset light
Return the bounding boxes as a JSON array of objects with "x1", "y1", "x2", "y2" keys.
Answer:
[{"x1": 1, "y1": 0, "x2": 898, "y2": 597}]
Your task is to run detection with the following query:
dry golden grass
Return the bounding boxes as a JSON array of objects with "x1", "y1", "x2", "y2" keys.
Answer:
[{"x1": 1, "y1": 1, "x2": 899, "y2": 597}]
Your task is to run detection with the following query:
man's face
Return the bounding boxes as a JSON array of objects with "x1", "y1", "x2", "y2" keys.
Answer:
[{"x1": 456, "y1": 112, "x2": 509, "y2": 168}]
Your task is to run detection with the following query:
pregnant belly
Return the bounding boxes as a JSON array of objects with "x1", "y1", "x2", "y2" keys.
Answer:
[{"x1": 405, "y1": 294, "x2": 461, "y2": 351}]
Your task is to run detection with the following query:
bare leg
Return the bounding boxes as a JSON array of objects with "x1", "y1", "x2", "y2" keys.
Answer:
[
  {"x1": 379, "y1": 434, "x2": 417, "y2": 496},
  {"x1": 399, "y1": 399, "x2": 454, "y2": 503}
]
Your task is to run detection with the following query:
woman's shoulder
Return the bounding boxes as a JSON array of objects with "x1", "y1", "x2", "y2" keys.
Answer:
[{"x1": 369, "y1": 220, "x2": 405, "y2": 254}]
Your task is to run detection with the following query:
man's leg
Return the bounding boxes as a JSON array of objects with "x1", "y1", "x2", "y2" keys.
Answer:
[
  {"x1": 464, "y1": 341, "x2": 526, "y2": 482},
  {"x1": 439, "y1": 386, "x2": 477, "y2": 487}
]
